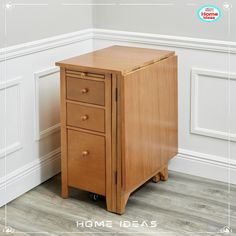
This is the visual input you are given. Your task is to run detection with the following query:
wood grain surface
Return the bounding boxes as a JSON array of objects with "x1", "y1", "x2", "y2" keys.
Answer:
[
  {"x1": 121, "y1": 56, "x2": 178, "y2": 193},
  {"x1": 56, "y1": 46, "x2": 174, "y2": 75},
  {"x1": 67, "y1": 129, "x2": 106, "y2": 196},
  {"x1": 66, "y1": 77, "x2": 105, "y2": 106},
  {"x1": 67, "y1": 102, "x2": 105, "y2": 133}
]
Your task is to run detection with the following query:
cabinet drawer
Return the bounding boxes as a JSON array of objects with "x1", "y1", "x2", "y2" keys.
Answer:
[
  {"x1": 67, "y1": 77, "x2": 105, "y2": 106},
  {"x1": 67, "y1": 129, "x2": 105, "y2": 195},
  {"x1": 67, "y1": 103, "x2": 105, "y2": 132}
]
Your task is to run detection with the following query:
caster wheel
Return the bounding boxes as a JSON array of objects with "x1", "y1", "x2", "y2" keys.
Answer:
[{"x1": 89, "y1": 193, "x2": 99, "y2": 201}]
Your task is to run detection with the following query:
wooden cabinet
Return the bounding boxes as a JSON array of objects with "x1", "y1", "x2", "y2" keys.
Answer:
[{"x1": 56, "y1": 46, "x2": 178, "y2": 214}]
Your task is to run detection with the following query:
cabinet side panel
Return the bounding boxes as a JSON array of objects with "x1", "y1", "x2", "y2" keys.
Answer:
[
  {"x1": 158, "y1": 56, "x2": 178, "y2": 165},
  {"x1": 122, "y1": 56, "x2": 178, "y2": 192}
]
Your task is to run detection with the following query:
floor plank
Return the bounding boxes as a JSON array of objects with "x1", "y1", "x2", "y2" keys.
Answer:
[{"x1": 0, "y1": 171, "x2": 235, "y2": 236}]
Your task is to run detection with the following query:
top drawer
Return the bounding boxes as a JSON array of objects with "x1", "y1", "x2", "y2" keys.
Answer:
[{"x1": 66, "y1": 77, "x2": 105, "y2": 106}]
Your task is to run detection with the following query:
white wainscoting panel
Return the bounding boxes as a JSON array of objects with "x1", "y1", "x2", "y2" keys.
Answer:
[
  {"x1": 34, "y1": 67, "x2": 60, "y2": 141},
  {"x1": 0, "y1": 148, "x2": 60, "y2": 207},
  {"x1": 0, "y1": 29, "x2": 93, "y2": 207},
  {"x1": 191, "y1": 68, "x2": 236, "y2": 142},
  {"x1": 0, "y1": 77, "x2": 22, "y2": 158}
]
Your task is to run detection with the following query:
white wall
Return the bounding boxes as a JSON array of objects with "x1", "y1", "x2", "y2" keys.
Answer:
[
  {"x1": 93, "y1": 0, "x2": 235, "y2": 41},
  {"x1": 0, "y1": 0, "x2": 93, "y2": 47}
]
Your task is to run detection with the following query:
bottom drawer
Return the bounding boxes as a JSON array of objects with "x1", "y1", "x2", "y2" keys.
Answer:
[{"x1": 67, "y1": 129, "x2": 105, "y2": 195}]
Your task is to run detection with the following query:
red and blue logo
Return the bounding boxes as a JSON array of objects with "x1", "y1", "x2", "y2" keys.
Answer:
[{"x1": 198, "y1": 5, "x2": 221, "y2": 22}]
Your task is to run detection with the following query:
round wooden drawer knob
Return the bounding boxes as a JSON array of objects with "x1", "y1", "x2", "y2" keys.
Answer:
[
  {"x1": 80, "y1": 72, "x2": 86, "y2": 78},
  {"x1": 81, "y1": 88, "x2": 89, "y2": 94},
  {"x1": 82, "y1": 150, "x2": 89, "y2": 157},
  {"x1": 81, "y1": 115, "x2": 89, "y2": 121}
]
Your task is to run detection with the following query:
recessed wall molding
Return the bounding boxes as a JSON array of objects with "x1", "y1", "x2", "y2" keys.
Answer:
[
  {"x1": 38, "y1": 123, "x2": 61, "y2": 140},
  {"x1": 34, "y1": 67, "x2": 60, "y2": 141},
  {"x1": 0, "y1": 77, "x2": 23, "y2": 159},
  {"x1": 191, "y1": 68, "x2": 236, "y2": 142}
]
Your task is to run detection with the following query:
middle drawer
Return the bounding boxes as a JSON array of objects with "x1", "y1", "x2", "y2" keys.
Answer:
[{"x1": 67, "y1": 102, "x2": 105, "y2": 133}]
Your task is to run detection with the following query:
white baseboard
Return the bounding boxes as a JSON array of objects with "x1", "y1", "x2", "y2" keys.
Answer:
[
  {"x1": 170, "y1": 149, "x2": 236, "y2": 185},
  {"x1": 0, "y1": 149, "x2": 61, "y2": 207}
]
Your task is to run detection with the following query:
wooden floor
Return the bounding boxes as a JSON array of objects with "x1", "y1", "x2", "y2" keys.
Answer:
[{"x1": 0, "y1": 171, "x2": 235, "y2": 236}]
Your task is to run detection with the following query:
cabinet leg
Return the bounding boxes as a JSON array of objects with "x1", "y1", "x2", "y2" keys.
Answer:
[
  {"x1": 160, "y1": 166, "x2": 168, "y2": 181},
  {"x1": 152, "y1": 173, "x2": 161, "y2": 183},
  {"x1": 61, "y1": 185, "x2": 69, "y2": 198},
  {"x1": 152, "y1": 166, "x2": 169, "y2": 183},
  {"x1": 116, "y1": 193, "x2": 130, "y2": 215},
  {"x1": 106, "y1": 195, "x2": 116, "y2": 213}
]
